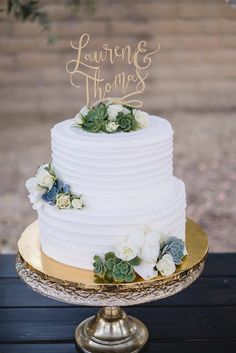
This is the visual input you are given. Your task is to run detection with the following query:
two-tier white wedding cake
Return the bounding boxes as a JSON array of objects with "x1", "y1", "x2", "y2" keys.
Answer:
[{"x1": 26, "y1": 103, "x2": 186, "y2": 282}]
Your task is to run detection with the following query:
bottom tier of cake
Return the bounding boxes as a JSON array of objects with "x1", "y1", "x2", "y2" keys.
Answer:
[{"x1": 37, "y1": 177, "x2": 186, "y2": 270}]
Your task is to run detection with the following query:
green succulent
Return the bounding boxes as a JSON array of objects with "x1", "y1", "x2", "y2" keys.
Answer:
[
  {"x1": 117, "y1": 113, "x2": 137, "y2": 132},
  {"x1": 160, "y1": 237, "x2": 185, "y2": 265},
  {"x1": 122, "y1": 104, "x2": 133, "y2": 112},
  {"x1": 112, "y1": 261, "x2": 136, "y2": 282},
  {"x1": 93, "y1": 251, "x2": 140, "y2": 283},
  {"x1": 93, "y1": 255, "x2": 106, "y2": 278},
  {"x1": 83, "y1": 104, "x2": 107, "y2": 133}
]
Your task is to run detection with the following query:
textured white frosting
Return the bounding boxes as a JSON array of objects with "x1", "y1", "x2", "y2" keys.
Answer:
[
  {"x1": 51, "y1": 116, "x2": 174, "y2": 211},
  {"x1": 37, "y1": 115, "x2": 186, "y2": 270}
]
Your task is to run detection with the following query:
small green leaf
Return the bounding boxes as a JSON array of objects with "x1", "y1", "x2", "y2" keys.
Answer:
[
  {"x1": 113, "y1": 256, "x2": 122, "y2": 265},
  {"x1": 125, "y1": 271, "x2": 136, "y2": 283},
  {"x1": 129, "y1": 256, "x2": 141, "y2": 266},
  {"x1": 113, "y1": 272, "x2": 125, "y2": 282},
  {"x1": 112, "y1": 265, "x2": 121, "y2": 276},
  {"x1": 123, "y1": 104, "x2": 132, "y2": 111},
  {"x1": 105, "y1": 252, "x2": 115, "y2": 261},
  {"x1": 105, "y1": 271, "x2": 113, "y2": 279},
  {"x1": 93, "y1": 255, "x2": 102, "y2": 263},
  {"x1": 105, "y1": 258, "x2": 114, "y2": 271}
]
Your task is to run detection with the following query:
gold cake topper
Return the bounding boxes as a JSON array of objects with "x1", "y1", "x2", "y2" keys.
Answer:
[{"x1": 66, "y1": 33, "x2": 160, "y2": 108}]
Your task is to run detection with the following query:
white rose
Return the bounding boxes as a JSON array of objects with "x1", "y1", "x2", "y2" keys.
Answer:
[
  {"x1": 140, "y1": 244, "x2": 159, "y2": 265},
  {"x1": 134, "y1": 262, "x2": 157, "y2": 280},
  {"x1": 80, "y1": 105, "x2": 90, "y2": 116},
  {"x1": 71, "y1": 198, "x2": 83, "y2": 209},
  {"x1": 107, "y1": 104, "x2": 123, "y2": 121},
  {"x1": 26, "y1": 177, "x2": 45, "y2": 210},
  {"x1": 74, "y1": 113, "x2": 83, "y2": 126},
  {"x1": 115, "y1": 242, "x2": 139, "y2": 262},
  {"x1": 128, "y1": 229, "x2": 145, "y2": 249},
  {"x1": 133, "y1": 109, "x2": 149, "y2": 128},
  {"x1": 28, "y1": 189, "x2": 44, "y2": 204},
  {"x1": 106, "y1": 121, "x2": 119, "y2": 133},
  {"x1": 36, "y1": 165, "x2": 55, "y2": 190},
  {"x1": 156, "y1": 254, "x2": 176, "y2": 277},
  {"x1": 25, "y1": 177, "x2": 38, "y2": 193},
  {"x1": 56, "y1": 193, "x2": 71, "y2": 209}
]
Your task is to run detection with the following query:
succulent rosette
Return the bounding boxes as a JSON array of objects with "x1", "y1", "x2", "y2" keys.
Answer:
[
  {"x1": 26, "y1": 163, "x2": 84, "y2": 210},
  {"x1": 159, "y1": 236, "x2": 185, "y2": 265},
  {"x1": 117, "y1": 113, "x2": 137, "y2": 132},
  {"x1": 73, "y1": 102, "x2": 149, "y2": 134},
  {"x1": 93, "y1": 251, "x2": 140, "y2": 283}
]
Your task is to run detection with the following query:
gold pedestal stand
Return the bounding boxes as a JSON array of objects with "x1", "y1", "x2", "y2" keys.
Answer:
[{"x1": 16, "y1": 219, "x2": 208, "y2": 353}]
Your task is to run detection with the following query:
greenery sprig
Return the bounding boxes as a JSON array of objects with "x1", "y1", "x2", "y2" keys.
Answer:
[
  {"x1": 3, "y1": 0, "x2": 95, "y2": 41},
  {"x1": 6, "y1": 0, "x2": 50, "y2": 31}
]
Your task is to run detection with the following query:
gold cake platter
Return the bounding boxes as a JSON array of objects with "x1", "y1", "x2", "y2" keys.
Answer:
[{"x1": 16, "y1": 218, "x2": 208, "y2": 353}]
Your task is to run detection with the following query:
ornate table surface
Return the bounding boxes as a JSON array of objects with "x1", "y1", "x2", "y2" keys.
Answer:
[{"x1": 0, "y1": 253, "x2": 236, "y2": 353}]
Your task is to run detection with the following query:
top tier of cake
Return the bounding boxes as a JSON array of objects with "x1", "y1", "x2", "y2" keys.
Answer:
[{"x1": 51, "y1": 116, "x2": 174, "y2": 212}]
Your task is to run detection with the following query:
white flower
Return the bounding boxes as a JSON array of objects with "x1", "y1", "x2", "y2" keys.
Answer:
[
  {"x1": 30, "y1": 196, "x2": 44, "y2": 210},
  {"x1": 128, "y1": 229, "x2": 145, "y2": 249},
  {"x1": 133, "y1": 109, "x2": 149, "y2": 128},
  {"x1": 74, "y1": 106, "x2": 89, "y2": 125},
  {"x1": 80, "y1": 105, "x2": 90, "y2": 117},
  {"x1": 36, "y1": 165, "x2": 55, "y2": 190},
  {"x1": 145, "y1": 229, "x2": 161, "y2": 247},
  {"x1": 128, "y1": 226, "x2": 160, "y2": 262},
  {"x1": 183, "y1": 245, "x2": 188, "y2": 256},
  {"x1": 28, "y1": 189, "x2": 44, "y2": 204},
  {"x1": 25, "y1": 177, "x2": 38, "y2": 193},
  {"x1": 74, "y1": 113, "x2": 83, "y2": 126},
  {"x1": 71, "y1": 198, "x2": 83, "y2": 209},
  {"x1": 140, "y1": 244, "x2": 159, "y2": 265},
  {"x1": 56, "y1": 193, "x2": 71, "y2": 209},
  {"x1": 106, "y1": 121, "x2": 119, "y2": 133},
  {"x1": 115, "y1": 242, "x2": 139, "y2": 262},
  {"x1": 122, "y1": 107, "x2": 130, "y2": 114},
  {"x1": 120, "y1": 225, "x2": 163, "y2": 280},
  {"x1": 156, "y1": 254, "x2": 176, "y2": 277},
  {"x1": 134, "y1": 262, "x2": 157, "y2": 280},
  {"x1": 107, "y1": 104, "x2": 123, "y2": 121},
  {"x1": 26, "y1": 177, "x2": 45, "y2": 210}
]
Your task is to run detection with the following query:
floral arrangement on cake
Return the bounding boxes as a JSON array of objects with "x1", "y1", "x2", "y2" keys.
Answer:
[
  {"x1": 73, "y1": 102, "x2": 149, "y2": 133},
  {"x1": 25, "y1": 163, "x2": 84, "y2": 210},
  {"x1": 93, "y1": 226, "x2": 187, "y2": 283}
]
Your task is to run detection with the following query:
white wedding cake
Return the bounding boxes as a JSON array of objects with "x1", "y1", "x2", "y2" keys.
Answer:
[{"x1": 26, "y1": 103, "x2": 186, "y2": 281}]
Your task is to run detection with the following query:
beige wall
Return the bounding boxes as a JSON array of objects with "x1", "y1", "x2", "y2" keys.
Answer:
[{"x1": 1, "y1": 0, "x2": 236, "y2": 117}]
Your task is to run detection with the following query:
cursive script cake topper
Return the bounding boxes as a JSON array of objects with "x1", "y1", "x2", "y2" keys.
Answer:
[{"x1": 66, "y1": 33, "x2": 160, "y2": 108}]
